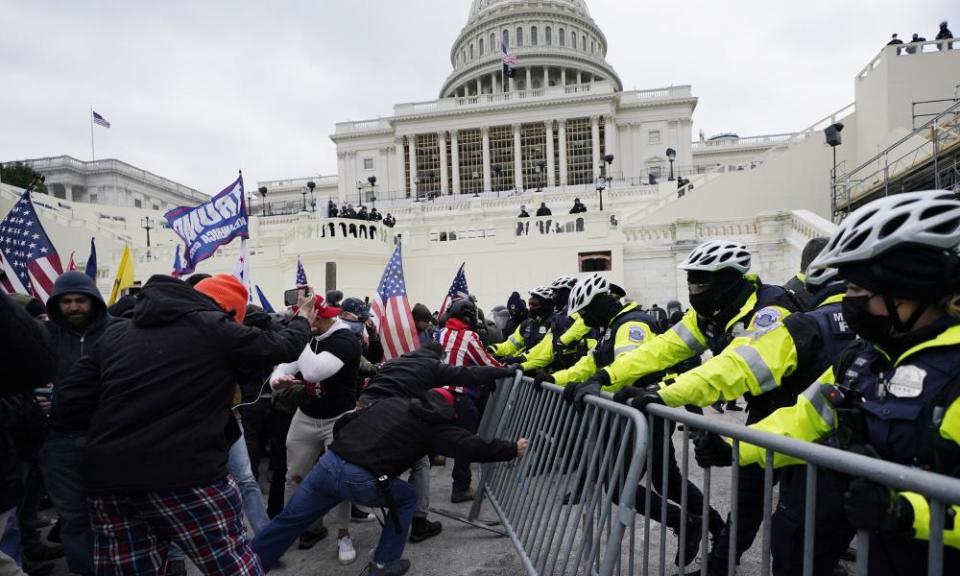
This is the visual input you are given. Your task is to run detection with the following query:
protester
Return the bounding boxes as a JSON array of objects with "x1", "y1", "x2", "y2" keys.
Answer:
[
  {"x1": 536, "y1": 202, "x2": 552, "y2": 216},
  {"x1": 327, "y1": 199, "x2": 338, "y2": 218},
  {"x1": 383, "y1": 213, "x2": 396, "y2": 228},
  {"x1": 905, "y1": 33, "x2": 926, "y2": 54},
  {"x1": 53, "y1": 274, "x2": 313, "y2": 576},
  {"x1": 270, "y1": 294, "x2": 362, "y2": 564},
  {"x1": 518, "y1": 205, "x2": 530, "y2": 218},
  {"x1": 412, "y1": 303, "x2": 437, "y2": 345},
  {"x1": 0, "y1": 290, "x2": 55, "y2": 396},
  {"x1": 38, "y1": 271, "x2": 120, "y2": 576},
  {"x1": 936, "y1": 20, "x2": 954, "y2": 49},
  {"x1": 504, "y1": 291, "x2": 528, "y2": 336},
  {"x1": 569, "y1": 198, "x2": 587, "y2": 214},
  {"x1": 252, "y1": 386, "x2": 528, "y2": 576}
]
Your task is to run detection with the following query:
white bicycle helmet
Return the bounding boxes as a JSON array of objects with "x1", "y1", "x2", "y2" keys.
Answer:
[
  {"x1": 568, "y1": 274, "x2": 610, "y2": 314},
  {"x1": 812, "y1": 190, "x2": 960, "y2": 270},
  {"x1": 804, "y1": 264, "x2": 839, "y2": 287},
  {"x1": 528, "y1": 286, "x2": 554, "y2": 301},
  {"x1": 679, "y1": 240, "x2": 752, "y2": 274},
  {"x1": 550, "y1": 275, "x2": 578, "y2": 290}
]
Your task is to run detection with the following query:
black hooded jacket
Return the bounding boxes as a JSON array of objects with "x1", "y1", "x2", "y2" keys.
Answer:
[
  {"x1": 0, "y1": 291, "x2": 55, "y2": 396},
  {"x1": 358, "y1": 347, "x2": 513, "y2": 404},
  {"x1": 54, "y1": 275, "x2": 312, "y2": 494},
  {"x1": 330, "y1": 393, "x2": 517, "y2": 478}
]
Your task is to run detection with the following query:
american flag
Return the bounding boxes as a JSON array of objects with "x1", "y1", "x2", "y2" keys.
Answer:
[
  {"x1": 67, "y1": 252, "x2": 77, "y2": 272},
  {"x1": 171, "y1": 245, "x2": 183, "y2": 278},
  {"x1": 370, "y1": 245, "x2": 420, "y2": 361},
  {"x1": 232, "y1": 238, "x2": 254, "y2": 304},
  {"x1": 92, "y1": 110, "x2": 111, "y2": 128},
  {"x1": 296, "y1": 257, "x2": 308, "y2": 287},
  {"x1": 437, "y1": 262, "x2": 469, "y2": 320},
  {"x1": 501, "y1": 40, "x2": 518, "y2": 66},
  {"x1": 0, "y1": 191, "x2": 63, "y2": 302}
]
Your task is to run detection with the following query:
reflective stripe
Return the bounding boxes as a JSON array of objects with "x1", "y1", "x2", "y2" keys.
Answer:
[
  {"x1": 614, "y1": 344, "x2": 638, "y2": 356},
  {"x1": 671, "y1": 323, "x2": 706, "y2": 354},
  {"x1": 802, "y1": 382, "x2": 837, "y2": 428},
  {"x1": 733, "y1": 345, "x2": 777, "y2": 393},
  {"x1": 509, "y1": 334, "x2": 523, "y2": 347}
]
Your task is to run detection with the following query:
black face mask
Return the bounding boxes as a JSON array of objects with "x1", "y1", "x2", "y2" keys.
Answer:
[
  {"x1": 689, "y1": 281, "x2": 743, "y2": 319},
  {"x1": 842, "y1": 295, "x2": 900, "y2": 351}
]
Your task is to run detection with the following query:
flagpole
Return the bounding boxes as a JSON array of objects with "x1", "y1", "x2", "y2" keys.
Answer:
[{"x1": 89, "y1": 106, "x2": 95, "y2": 161}]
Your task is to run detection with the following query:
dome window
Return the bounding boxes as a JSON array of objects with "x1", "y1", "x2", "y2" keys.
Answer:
[
  {"x1": 571, "y1": 31, "x2": 577, "y2": 49},
  {"x1": 546, "y1": 26, "x2": 552, "y2": 45},
  {"x1": 531, "y1": 26, "x2": 538, "y2": 46},
  {"x1": 559, "y1": 28, "x2": 565, "y2": 46},
  {"x1": 516, "y1": 27, "x2": 523, "y2": 46},
  {"x1": 479, "y1": 37, "x2": 485, "y2": 55}
]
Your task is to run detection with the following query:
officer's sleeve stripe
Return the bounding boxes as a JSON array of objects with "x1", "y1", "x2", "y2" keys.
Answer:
[
  {"x1": 733, "y1": 345, "x2": 777, "y2": 393},
  {"x1": 614, "y1": 344, "x2": 638, "y2": 356},
  {"x1": 509, "y1": 335, "x2": 523, "y2": 347},
  {"x1": 671, "y1": 323, "x2": 707, "y2": 354},
  {"x1": 802, "y1": 382, "x2": 838, "y2": 428}
]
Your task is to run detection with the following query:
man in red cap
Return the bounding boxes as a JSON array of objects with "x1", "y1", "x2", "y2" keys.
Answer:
[
  {"x1": 54, "y1": 274, "x2": 315, "y2": 576},
  {"x1": 269, "y1": 293, "x2": 363, "y2": 564}
]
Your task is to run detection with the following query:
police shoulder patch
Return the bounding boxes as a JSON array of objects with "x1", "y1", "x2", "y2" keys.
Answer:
[
  {"x1": 628, "y1": 326, "x2": 646, "y2": 342},
  {"x1": 752, "y1": 307, "x2": 782, "y2": 329}
]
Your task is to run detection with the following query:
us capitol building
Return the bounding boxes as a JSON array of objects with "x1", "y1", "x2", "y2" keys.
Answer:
[{"x1": 4, "y1": 0, "x2": 959, "y2": 310}]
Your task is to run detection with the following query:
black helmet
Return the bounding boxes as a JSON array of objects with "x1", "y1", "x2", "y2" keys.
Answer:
[{"x1": 447, "y1": 298, "x2": 478, "y2": 324}]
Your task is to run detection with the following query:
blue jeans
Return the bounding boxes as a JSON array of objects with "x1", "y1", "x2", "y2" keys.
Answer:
[
  {"x1": 39, "y1": 433, "x2": 94, "y2": 576},
  {"x1": 228, "y1": 432, "x2": 270, "y2": 535},
  {"x1": 252, "y1": 450, "x2": 417, "y2": 570},
  {"x1": 0, "y1": 508, "x2": 23, "y2": 566}
]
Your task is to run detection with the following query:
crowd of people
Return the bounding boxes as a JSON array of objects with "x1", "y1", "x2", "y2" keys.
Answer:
[
  {"x1": 2, "y1": 189, "x2": 959, "y2": 576},
  {"x1": 887, "y1": 20, "x2": 953, "y2": 52},
  {"x1": 327, "y1": 200, "x2": 396, "y2": 228}
]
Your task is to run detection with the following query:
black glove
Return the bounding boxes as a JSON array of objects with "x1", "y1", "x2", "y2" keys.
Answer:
[
  {"x1": 567, "y1": 371, "x2": 610, "y2": 413},
  {"x1": 503, "y1": 364, "x2": 522, "y2": 375},
  {"x1": 843, "y1": 478, "x2": 913, "y2": 534},
  {"x1": 532, "y1": 371, "x2": 554, "y2": 393},
  {"x1": 615, "y1": 385, "x2": 665, "y2": 413},
  {"x1": 500, "y1": 356, "x2": 525, "y2": 365},
  {"x1": 693, "y1": 432, "x2": 733, "y2": 468}
]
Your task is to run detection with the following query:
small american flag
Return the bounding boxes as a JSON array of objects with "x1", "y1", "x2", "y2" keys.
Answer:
[
  {"x1": 501, "y1": 40, "x2": 518, "y2": 66},
  {"x1": 0, "y1": 191, "x2": 63, "y2": 302},
  {"x1": 92, "y1": 110, "x2": 111, "y2": 128},
  {"x1": 232, "y1": 238, "x2": 254, "y2": 304},
  {"x1": 438, "y1": 262, "x2": 469, "y2": 319},
  {"x1": 296, "y1": 257, "x2": 308, "y2": 287},
  {"x1": 171, "y1": 245, "x2": 183, "y2": 278},
  {"x1": 370, "y1": 245, "x2": 420, "y2": 361}
]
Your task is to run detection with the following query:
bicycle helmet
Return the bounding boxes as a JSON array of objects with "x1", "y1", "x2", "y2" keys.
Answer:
[
  {"x1": 550, "y1": 275, "x2": 578, "y2": 290},
  {"x1": 567, "y1": 274, "x2": 610, "y2": 314},
  {"x1": 811, "y1": 190, "x2": 960, "y2": 269},
  {"x1": 679, "y1": 240, "x2": 752, "y2": 274},
  {"x1": 804, "y1": 265, "x2": 839, "y2": 288},
  {"x1": 528, "y1": 286, "x2": 554, "y2": 301}
]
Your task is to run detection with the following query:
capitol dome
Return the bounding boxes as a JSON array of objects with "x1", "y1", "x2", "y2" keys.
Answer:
[{"x1": 441, "y1": 0, "x2": 622, "y2": 98}]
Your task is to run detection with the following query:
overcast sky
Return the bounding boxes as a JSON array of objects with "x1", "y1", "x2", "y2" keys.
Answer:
[{"x1": 1, "y1": 0, "x2": 954, "y2": 194}]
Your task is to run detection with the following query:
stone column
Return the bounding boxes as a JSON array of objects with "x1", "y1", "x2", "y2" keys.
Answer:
[
  {"x1": 408, "y1": 136, "x2": 418, "y2": 199},
  {"x1": 591, "y1": 115, "x2": 601, "y2": 179},
  {"x1": 561, "y1": 68, "x2": 567, "y2": 86},
  {"x1": 558, "y1": 120, "x2": 568, "y2": 186},
  {"x1": 604, "y1": 115, "x2": 617, "y2": 173},
  {"x1": 525, "y1": 68, "x2": 532, "y2": 91},
  {"x1": 451, "y1": 130, "x2": 461, "y2": 195},
  {"x1": 337, "y1": 152, "x2": 347, "y2": 201},
  {"x1": 438, "y1": 131, "x2": 449, "y2": 196},
  {"x1": 476, "y1": 78, "x2": 482, "y2": 96},
  {"x1": 481, "y1": 127, "x2": 492, "y2": 192},
  {"x1": 509, "y1": 75, "x2": 516, "y2": 92},
  {"x1": 65, "y1": 184, "x2": 75, "y2": 202},
  {"x1": 577, "y1": 70, "x2": 582, "y2": 85},
  {"x1": 545, "y1": 121, "x2": 556, "y2": 188},
  {"x1": 492, "y1": 72, "x2": 499, "y2": 94},
  {"x1": 513, "y1": 123, "x2": 523, "y2": 191},
  {"x1": 377, "y1": 147, "x2": 387, "y2": 201},
  {"x1": 393, "y1": 137, "x2": 406, "y2": 197},
  {"x1": 543, "y1": 66, "x2": 549, "y2": 88}
]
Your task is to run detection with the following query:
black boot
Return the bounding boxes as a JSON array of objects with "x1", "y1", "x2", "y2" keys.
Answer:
[
  {"x1": 674, "y1": 514, "x2": 702, "y2": 567},
  {"x1": 409, "y1": 517, "x2": 443, "y2": 543}
]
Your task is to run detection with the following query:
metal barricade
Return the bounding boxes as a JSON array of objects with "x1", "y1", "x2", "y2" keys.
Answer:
[
  {"x1": 639, "y1": 403, "x2": 960, "y2": 576},
  {"x1": 468, "y1": 374, "x2": 649, "y2": 576}
]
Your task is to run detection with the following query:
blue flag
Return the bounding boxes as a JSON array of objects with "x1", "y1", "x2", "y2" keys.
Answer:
[
  {"x1": 84, "y1": 237, "x2": 97, "y2": 280},
  {"x1": 164, "y1": 175, "x2": 248, "y2": 276},
  {"x1": 255, "y1": 285, "x2": 275, "y2": 313}
]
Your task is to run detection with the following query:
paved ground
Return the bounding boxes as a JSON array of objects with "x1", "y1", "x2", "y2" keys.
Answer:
[{"x1": 35, "y1": 402, "x2": 855, "y2": 575}]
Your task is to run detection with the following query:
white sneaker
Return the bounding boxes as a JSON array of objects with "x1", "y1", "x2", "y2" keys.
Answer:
[{"x1": 338, "y1": 535, "x2": 357, "y2": 565}]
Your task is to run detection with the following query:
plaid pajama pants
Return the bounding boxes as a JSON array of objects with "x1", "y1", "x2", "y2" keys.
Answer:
[{"x1": 89, "y1": 476, "x2": 263, "y2": 576}]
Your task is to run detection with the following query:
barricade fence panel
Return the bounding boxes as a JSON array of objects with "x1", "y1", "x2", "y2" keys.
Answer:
[{"x1": 470, "y1": 375, "x2": 959, "y2": 576}]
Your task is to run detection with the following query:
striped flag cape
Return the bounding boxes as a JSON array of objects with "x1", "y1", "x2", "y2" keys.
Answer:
[
  {"x1": 437, "y1": 262, "x2": 469, "y2": 320},
  {"x1": 0, "y1": 190, "x2": 63, "y2": 302},
  {"x1": 369, "y1": 244, "x2": 419, "y2": 361}
]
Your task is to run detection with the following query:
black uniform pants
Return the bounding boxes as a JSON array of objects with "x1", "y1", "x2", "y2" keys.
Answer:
[
  {"x1": 709, "y1": 463, "x2": 780, "y2": 566},
  {"x1": 451, "y1": 394, "x2": 481, "y2": 491}
]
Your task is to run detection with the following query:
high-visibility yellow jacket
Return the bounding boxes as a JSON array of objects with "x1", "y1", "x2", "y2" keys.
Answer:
[
  {"x1": 600, "y1": 277, "x2": 799, "y2": 393},
  {"x1": 657, "y1": 290, "x2": 852, "y2": 410},
  {"x1": 739, "y1": 323, "x2": 960, "y2": 550},
  {"x1": 491, "y1": 315, "x2": 551, "y2": 358},
  {"x1": 551, "y1": 303, "x2": 661, "y2": 387},
  {"x1": 520, "y1": 314, "x2": 592, "y2": 372}
]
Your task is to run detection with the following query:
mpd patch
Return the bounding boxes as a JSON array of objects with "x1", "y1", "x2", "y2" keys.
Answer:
[
  {"x1": 628, "y1": 326, "x2": 646, "y2": 342},
  {"x1": 752, "y1": 308, "x2": 782, "y2": 329}
]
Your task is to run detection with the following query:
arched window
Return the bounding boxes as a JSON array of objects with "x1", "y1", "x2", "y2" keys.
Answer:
[
  {"x1": 582, "y1": 36, "x2": 587, "y2": 51},
  {"x1": 591, "y1": 40, "x2": 595, "y2": 54},
  {"x1": 503, "y1": 29, "x2": 509, "y2": 48},
  {"x1": 469, "y1": 44, "x2": 474, "y2": 59},
  {"x1": 571, "y1": 31, "x2": 577, "y2": 50},
  {"x1": 545, "y1": 26, "x2": 552, "y2": 45},
  {"x1": 516, "y1": 27, "x2": 523, "y2": 46},
  {"x1": 479, "y1": 37, "x2": 485, "y2": 55},
  {"x1": 531, "y1": 26, "x2": 538, "y2": 45},
  {"x1": 491, "y1": 33, "x2": 496, "y2": 51},
  {"x1": 559, "y1": 28, "x2": 565, "y2": 46}
]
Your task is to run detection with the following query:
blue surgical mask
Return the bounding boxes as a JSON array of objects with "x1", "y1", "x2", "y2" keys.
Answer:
[{"x1": 345, "y1": 320, "x2": 365, "y2": 335}]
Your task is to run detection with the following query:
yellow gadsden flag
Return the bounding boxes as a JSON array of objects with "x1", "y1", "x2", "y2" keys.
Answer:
[{"x1": 108, "y1": 246, "x2": 135, "y2": 305}]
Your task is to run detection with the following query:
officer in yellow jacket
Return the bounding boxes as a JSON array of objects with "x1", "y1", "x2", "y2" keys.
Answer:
[
  {"x1": 730, "y1": 191, "x2": 960, "y2": 574},
  {"x1": 489, "y1": 287, "x2": 554, "y2": 359}
]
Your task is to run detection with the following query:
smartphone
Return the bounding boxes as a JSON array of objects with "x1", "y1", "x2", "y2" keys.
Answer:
[
  {"x1": 284, "y1": 286, "x2": 312, "y2": 307},
  {"x1": 34, "y1": 388, "x2": 53, "y2": 400}
]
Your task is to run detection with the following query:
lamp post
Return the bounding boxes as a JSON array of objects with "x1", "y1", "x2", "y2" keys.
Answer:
[
  {"x1": 301, "y1": 187, "x2": 308, "y2": 212},
  {"x1": 258, "y1": 186, "x2": 268, "y2": 216},
  {"x1": 307, "y1": 181, "x2": 316, "y2": 212},
  {"x1": 493, "y1": 164, "x2": 502, "y2": 197},
  {"x1": 666, "y1": 148, "x2": 677, "y2": 181},
  {"x1": 536, "y1": 160, "x2": 546, "y2": 192},
  {"x1": 824, "y1": 122, "x2": 844, "y2": 218},
  {"x1": 472, "y1": 171, "x2": 480, "y2": 198},
  {"x1": 367, "y1": 176, "x2": 377, "y2": 206},
  {"x1": 140, "y1": 216, "x2": 154, "y2": 247}
]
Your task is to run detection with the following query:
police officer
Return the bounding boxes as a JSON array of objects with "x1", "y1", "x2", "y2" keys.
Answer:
[
  {"x1": 521, "y1": 276, "x2": 593, "y2": 372},
  {"x1": 490, "y1": 287, "x2": 554, "y2": 362},
  {"x1": 737, "y1": 190, "x2": 960, "y2": 574},
  {"x1": 620, "y1": 263, "x2": 856, "y2": 574},
  {"x1": 540, "y1": 274, "x2": 723, "y2": 566}
]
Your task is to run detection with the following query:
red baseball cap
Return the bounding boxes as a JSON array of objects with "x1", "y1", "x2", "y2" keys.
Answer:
[{"x1": 314, "y1": 294, "x2": 341, "y2": 319}]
